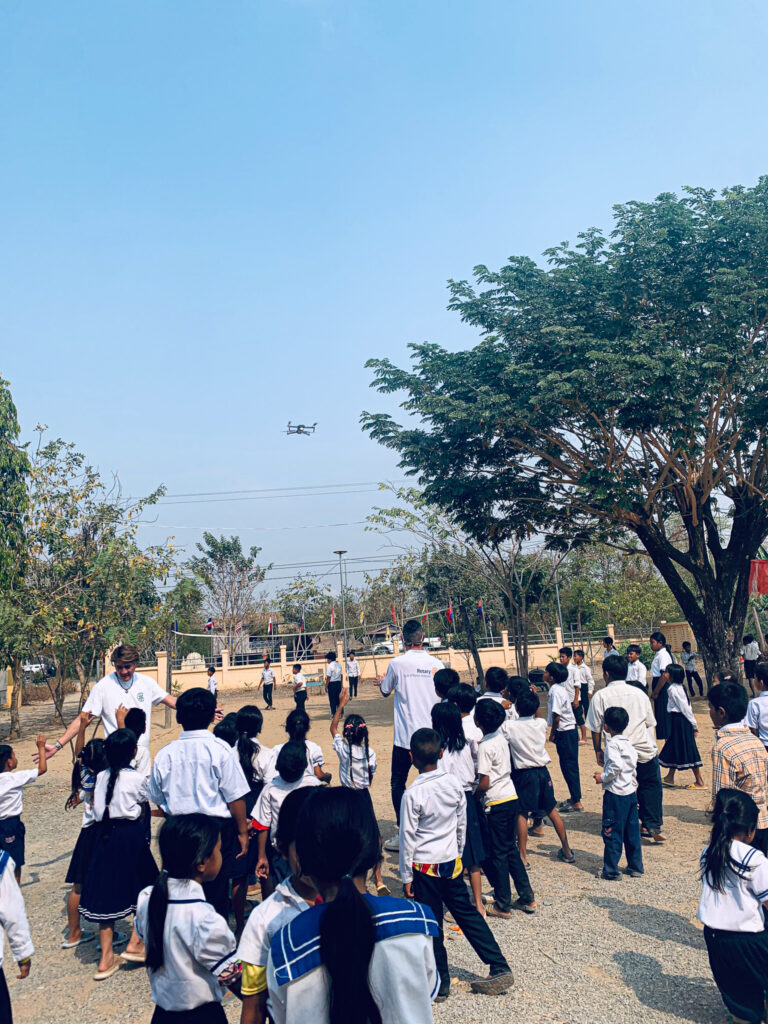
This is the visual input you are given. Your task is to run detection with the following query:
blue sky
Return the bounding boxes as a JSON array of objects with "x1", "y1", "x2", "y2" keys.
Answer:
[{"x1": 2, "y1": 0, "x2": 767, "y2": 590}]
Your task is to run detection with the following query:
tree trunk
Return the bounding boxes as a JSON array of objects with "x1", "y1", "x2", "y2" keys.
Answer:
[
  {"x1": 459, "y1": 600, "x2": 484, "y2": 687},
  {"x1": 9, "y1": 657, "x2": 23, "y2": 739}
]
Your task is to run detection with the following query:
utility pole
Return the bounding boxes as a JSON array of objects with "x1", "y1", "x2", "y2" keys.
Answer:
[
  {"x1": 334, "y1": 550, "x2": 348, "y2": 673},
  {"x1": 164, "y1": 623, "x2": 173, "y2": 728}
]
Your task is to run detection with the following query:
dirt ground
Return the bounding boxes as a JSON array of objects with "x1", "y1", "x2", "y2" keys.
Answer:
[{"x1": 2, "y1": 681, "x2": 730, "y2": 1024}]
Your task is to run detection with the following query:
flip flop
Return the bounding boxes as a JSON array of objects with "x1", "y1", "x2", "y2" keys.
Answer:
[
  {"x1": 93, "y1": 959, "x2": 123, "y2": 981},
  {"x1": 662, "y1": 781, "x2": 676, "y2": 788},
  {"x1": 376, "y1": 884, "x2": 392, "y2": 896},
  {"x1": 120, "y1": 951, "x2": 147, "y2": 964},
  {"x1": 557, "y1": 850, "x2": 576, "y2": 864},
  {"x1": 61, "y1": 931, "x2": 95, "y2": 949}
]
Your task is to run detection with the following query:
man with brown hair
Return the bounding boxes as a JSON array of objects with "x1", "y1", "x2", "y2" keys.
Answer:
[{"x1": 39, "y1": 644, "x2": 176, "y2": 760}]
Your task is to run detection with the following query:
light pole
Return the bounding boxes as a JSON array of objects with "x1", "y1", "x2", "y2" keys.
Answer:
[{"x1": 334, "y1": 550, "x2": 348, "y2": 670}]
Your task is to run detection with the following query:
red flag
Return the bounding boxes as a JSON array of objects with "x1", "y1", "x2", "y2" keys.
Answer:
[
  {"x1": 331, "y1": 607, "x2": 336, "y2": 627},
  {"x1": 749, "y1": 560, "x2": 768, "y2": 595},
  {"x1": 446, "y1": 601, "x2": 453, "y2": 623},
  {"x1": 391, "y1": 604, "x2": 397, "y2": 624},
  {"x1": 267, "y1": 616, "x2": 273, "y2": 634}
]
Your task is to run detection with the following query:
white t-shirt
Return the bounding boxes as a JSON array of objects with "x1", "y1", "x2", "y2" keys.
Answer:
[
  {"x1": 82, "y1": 672, "x2": 167, "y2": 749},
  {"x1": 0, "y1": 769, "x2": 38, "y2": 818},
  {"x1": 547, "y1": 684, "x2": 576, "y2": 732},
  {"x1": 743, "y1": 641, "x2": 761, "y2": 662},
  {"x1": 699, "y1": 840, "x2": 768, "y2": 932},
  {"x1": 380, "y1": 649, "x2": 445, "y2": 748},
  {"x1": 476, "y1": 730, "x2": 517, "y2": 806},
  {"x1": 650, "y1": 647, "x2": 672, "y2": 679}
]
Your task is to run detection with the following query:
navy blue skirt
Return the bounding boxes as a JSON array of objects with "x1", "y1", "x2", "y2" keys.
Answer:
[
  {"x1": 659, "y1": 712, "x2": 702, "y2": 770},
  {"x1": 80, "y1": 818, "x2": 158, "y2": 923},
  {"x1": 653, "y1": 681, "x2": 671, "y2": 740},
  {"x1": 65, "y1": 823, "x2": 99, "y2": 885},
  {"x1": 0, "y1": 815, "x2": 25, "y2": 869}
]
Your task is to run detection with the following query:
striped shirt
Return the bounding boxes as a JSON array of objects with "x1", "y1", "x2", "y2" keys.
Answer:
[{"x1": 711, "y1": 724, "x2": 768, "y2": 829}]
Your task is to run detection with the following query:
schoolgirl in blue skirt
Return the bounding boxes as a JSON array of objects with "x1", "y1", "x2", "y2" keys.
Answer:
[{"x1": 659, "y1": 665, "x2": 705, "y2": 788}]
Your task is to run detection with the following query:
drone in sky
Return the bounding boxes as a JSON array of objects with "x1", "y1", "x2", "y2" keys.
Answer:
[{"x1": 285, "y1": 422, "x2": 318, "y2": 436}]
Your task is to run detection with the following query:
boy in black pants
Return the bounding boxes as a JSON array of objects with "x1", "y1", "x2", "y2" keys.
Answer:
[{"x1": 400, "y1": 728, "x2": 513, "y2": 1001}]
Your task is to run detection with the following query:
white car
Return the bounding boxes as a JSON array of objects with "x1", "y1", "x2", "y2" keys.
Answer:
[{"x1": 372, "y1": 641, "x2": 395, "y2": 655}]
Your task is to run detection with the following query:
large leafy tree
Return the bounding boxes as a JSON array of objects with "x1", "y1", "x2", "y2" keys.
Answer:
[{"x1": 364, "y1": 180, "x2": 768, "y2": 681}]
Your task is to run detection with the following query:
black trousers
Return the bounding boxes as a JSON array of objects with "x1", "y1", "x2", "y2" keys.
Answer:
[
  {"x1": 349, "y1": 675, "x2": 359, "y2": 697},
  {"x1": 202, "y1": 817, "x2": 235, "y2": 919},
  {"x1": 293, "y1": 690, "x2": 307, "y2": 710},
  {"x1": 391, "y1": 744, "x2": 413, "y2": 823},
  {"x1": 151, "y1": 1003, "x2": 228, "y2": 1023},
  {"x1": 601, "y1": 790, "x2": 643, "y2": 877},
  {"x1": 412, "y1": 871, "x2": 508, "y2": 983},
  {"x1": 0, "y1": 968, "x2": 12, "y2": 1024},
  {"x1": 636, "y1": 756, "x2": 663, "y2": 835},
  {"x1": 327, "y1": 680, "x2": 342, "y2": 716},
  {"x1": 263, "y1": 683, "x2": 273, "y2": 708},
  {"x1": 555, "y1": 728, "x2": 582, "y2": 803},
  {"x1": 685, "y1": 670, "x2": 704, "y2": 696},
  {"x1": 703, "y1": 926, "x2": 768, "y2": 1024},
  {"x1": 483, "y1": 800, "x2": 534, "y2": 911}
]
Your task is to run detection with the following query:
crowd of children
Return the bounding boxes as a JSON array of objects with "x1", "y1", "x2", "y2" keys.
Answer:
[{"x1": 5, "y1": 634, "x2": 768, "y2": 1024}]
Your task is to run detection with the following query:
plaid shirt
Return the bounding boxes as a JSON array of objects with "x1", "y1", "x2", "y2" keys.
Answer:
[{"x1": 711, "y1": 724, "x2": 768, "y2": 829}]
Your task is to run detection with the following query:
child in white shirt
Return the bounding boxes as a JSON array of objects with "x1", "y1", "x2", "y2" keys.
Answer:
[
  {"x1": 505, "y1": 688, "x2": 574, "y2": 866},
  {"x1": 400, "y1": 727, "x2": 512, "y2": 1000},
  {"x1": 625, "y1": 645, "x2": 648, "y2": 692},
  {"x1": 593, "y1": 707, "x2": 643, "y2": 881},
  {"x1": 742, "y1": 635, "x2": 761, "y2": 696},
  {"x1": 747, "y1": 664, "x2": 768, "y2": 749},
  {"x1": 271, "y1": 708, "x2": 331, "y2": 784},
  {"x1": 238, "y1": 787, "x2": 317, "y2": 1024},
  {"x1": 546, "y1": 662, "x2": 583, "y2": 811},
  {"x1": 135, "y1": 814, "x2": 239, "y2": 1019},
  {"x1": 0, "y1": 735, "x2": 47, "y2": 882},
  {"x1": 474, "y1": 700, "x2": 536, "y2": 917},
  {"x1": 658, "y1": 664, "x2": 704, "y2": 788},
  {"x1": 698, "y1": 788, "x2": 768, "y2": 1024},
  {"x1": 0, "y1": 845, "x2": 34, "y2": 1012}
]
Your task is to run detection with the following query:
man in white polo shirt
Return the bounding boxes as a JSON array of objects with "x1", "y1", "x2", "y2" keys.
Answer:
[
  {"x1": 40, "y1": 644, "x2": 176, "y2": 760},
  {"x1": 378, "y1": 619, "x2": 444, "y2": 851},
  {"x1": 586, "y1": 652, "x2": 665, "y2": 844}
]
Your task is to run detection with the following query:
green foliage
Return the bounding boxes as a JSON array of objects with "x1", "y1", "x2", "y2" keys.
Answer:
[
  {"x1": 187, "y1": 533, "x2": 270, "y2": 632},
  {"x1": 364, "y1": 180, "x2": 768, "y2": 673}
]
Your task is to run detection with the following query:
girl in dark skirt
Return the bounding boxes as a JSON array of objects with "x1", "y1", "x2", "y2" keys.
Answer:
[
  {"x1": 62, "y1": 716, "x2": 107, "y2": 949},
  {"x1": 659, "y1": 665, "x2": 705, "y2": 788},
  {"x1": 431, "y1": 701, "x2": 488, "y2": 915},
  {"x1": 699, "y1": 789, "x2": 768, "y2": 1024},
  {"x1": 80, "y1": 728, "x2": 158, "y2": 980},
  {"x1": 135, "y1": 815, "x2": 239, "y2": 1024}
]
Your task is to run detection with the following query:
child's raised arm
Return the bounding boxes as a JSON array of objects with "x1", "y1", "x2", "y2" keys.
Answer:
[
  {"x1": 35, "y1": 735, "x2": 47, "y2": 777},
  {"x1": 330, "y1": 688, "x2": 350, "y2": 738}
]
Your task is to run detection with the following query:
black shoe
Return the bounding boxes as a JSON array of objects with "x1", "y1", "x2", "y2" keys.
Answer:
[
  {"x1": 471, "y1": 968, "x2": 514, "y2": 994},
  {"x1": 435, "y1": 977, "x2": 451, "y2": 1002},
  {"x1": 623, "y1": 868, "x2": 644, "y2": 877},
  {"x1": 600, "y1": 871, "x2": 622, "y2": 881}
]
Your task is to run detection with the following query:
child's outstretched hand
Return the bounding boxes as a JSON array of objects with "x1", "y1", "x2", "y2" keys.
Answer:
[
  {"x1": 339, "y1": 688, "x2": 350, "y2": 710},
  {"x1": 115, "y1": 705, "x2": 128, "y2": 728},
  {"x1": 35, "y1": 734, "x2": 46, "y2": 748}
]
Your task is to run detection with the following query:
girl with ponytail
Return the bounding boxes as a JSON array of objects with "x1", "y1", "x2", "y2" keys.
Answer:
[
  {"x1": 699, "y1": 788, "x2": 768, "y2": 1024},
  {"x1": 330, "y1": 690, "x2": 390, "y2": 895},
  {"x1": 135, "y1": 814, "x2": 239, "y2": 1023},
  {"x1": 231, "y1": 705, "x2": 274, "y2": 932},
  {"x1": 267, "y1": 787, "x2": 439, "y2": 1024},
  {"x1": 272, "y1": 708, "x2": 331, "y2": 783},
  {"x1": 79, "y1": 728, "x2": 158, "y2": 980}
]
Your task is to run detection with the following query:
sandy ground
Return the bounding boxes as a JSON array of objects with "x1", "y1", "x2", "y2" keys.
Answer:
[{"x1": 2, "y1": 682, "x2": 729, "y2": 1024}]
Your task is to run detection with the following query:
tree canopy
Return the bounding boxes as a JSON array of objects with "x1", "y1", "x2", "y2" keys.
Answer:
[{"x1": 364, "y1": 180, "x2": 768, "y2": 675}]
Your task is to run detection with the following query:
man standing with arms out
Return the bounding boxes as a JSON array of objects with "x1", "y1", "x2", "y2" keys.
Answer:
[
  {"x1": 38, "y1": 644, "x2": 176, "y2": 761},
  {"x1": 325, "y1": 652, "x2": 343, "y2": 716},
  {"x1": 377, "y1": 619, "x2": 444, "y2": 851},
  {"x1": 586, "y1": 653, "x2": 666, "y2": 844}
]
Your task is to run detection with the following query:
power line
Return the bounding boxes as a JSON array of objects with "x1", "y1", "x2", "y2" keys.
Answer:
[{"x1": 157, "y1": 481, "x2": 395, "y2": 499}]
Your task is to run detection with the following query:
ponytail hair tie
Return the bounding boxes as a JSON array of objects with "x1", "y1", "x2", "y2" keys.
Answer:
[
  {"x1": 342, "y1": 873, "x2": 354, "y2": 882},
  {"x1": 159, "y1": 868, "x2": 169, "y2": 878}
]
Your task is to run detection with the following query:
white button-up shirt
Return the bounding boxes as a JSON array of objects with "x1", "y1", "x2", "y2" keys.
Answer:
[
  {"x1": 346, "y1": 658, "x2": 360, "y2": 678},
  {"x1": 504, "y1": 715, "x2": 550, "y2": 770},
  {"x1": 601, "y1": 734, "x2": 638, "y2": 795},
  {"x1": 325, "y1": 661, "x2": 342, "y2": 683},
  {"x1": 0, "y1": 851, "x2": 34, "y2": 970},
  {"x1": 748, "y1": 694, "x2": 768, "y2": 746},
  {"x1": 650, "y1": 647, "x2": 672, "y2": 679},
  {"x1": 586, "y1": 680, "x2": 658, "y2": 763},
  {"x1": 477, "y1": 690, "x2": 518, "y2": 720},
  {"x1": 135, "y1": 878, "x2": 238, "y2": 1011},
  {"x1": 380, "y1": 649, "x2": 445, "y2": 748},
  {"x1": 399, "y1": 767, "x2": 466, "y2": 884},
  {"x1": 238, "y1": 878, "x2": 312, "y2": 971},
  {"x1": 0, "y1": 769, "x2": 38, "y2": 818},
  {"x1": 476, "y1": 730, "x2": 517, "y2": 805},
  {"x1": 440, "y1": 744, "x2": 476, "y2": 792},
  {"x1": 698, "y1": 840, "x2": 768, "y2": 932},
  {"x1": 626, "y1": 659, "x2": 648, "y2": 686},
  {"x1": 93, "y1": 767, "x2": 148, "y2": 820},
  {"x1": 253, "y1": 776, "x2": 322, "y2": 848},
  {"x1": 148, "y1": 730, "x2": 250, "y2": 817},
  {"x1": 462, "y1": 715, "x2": 483, "y2": 770},
  {"x1": 82, "y1": 672, "x2": 167, "y2": 748},
  {"x1": 667, "y1": 683, "x2": 698, "y2": 729},
  {"x1": 271, "y1": 740, "x2": 324, "y2": 781},
  {"x1": 548, "y1": 683, "x2": 576, "y2": 731},
  {"x1": 574, "y1": 661, "x2": 596, "y2": 695}
]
